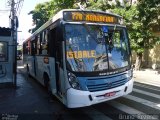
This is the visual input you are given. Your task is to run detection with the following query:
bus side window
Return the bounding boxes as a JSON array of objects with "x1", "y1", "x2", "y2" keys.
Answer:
[
  {"x1": 49, "y1": 28, "x2": 56, "y2": 57},
  {"x1": 23, "y1": 42, "x2": 29, "y2": 55},
  {"x1": 41, "y1": 30, "x2": 48, "y2": 55},
  {"x1": 37, "y1": 34, "x2": 42, "y2": 55},
  {"x1": 27, "y1": 40, "x2": 31, "y2": 55},
  {"x1": 31, "y1": 37, "x2": 37, "y2": 55}
]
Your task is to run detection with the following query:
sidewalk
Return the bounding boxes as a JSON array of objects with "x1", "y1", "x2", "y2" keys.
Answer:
[{"x1": 133, "y1": 68, "x2": 160, "y2": 87}]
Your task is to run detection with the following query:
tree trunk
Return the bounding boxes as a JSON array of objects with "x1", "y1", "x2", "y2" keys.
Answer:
[{"x1": 135, "y1": 53, "x2": 143, "y2": 71}]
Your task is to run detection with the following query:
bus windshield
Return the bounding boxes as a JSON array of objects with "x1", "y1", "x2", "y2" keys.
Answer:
[{"x1": 65, "y1": 24, "x2": 130, "y2": 72}]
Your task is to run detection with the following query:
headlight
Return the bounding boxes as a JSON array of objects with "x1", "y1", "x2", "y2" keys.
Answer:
[
  {"x1": 127, "y1": 70, "x2": 133, "y2": 81},
  {"x1": 68, "y1": 72, "x2": 81, "y2": 90}
]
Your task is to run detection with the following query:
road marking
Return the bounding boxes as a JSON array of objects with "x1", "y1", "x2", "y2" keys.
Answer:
[
  {"x1": 133, "y1": 88, "x2": 160, "y2": 99},
  {"x1": 82, "y1": 107, "x2": 113, "y2": 120},
  {"x1": 124, "y1": 95, "x2": 160, "y2": 110},
  {"x1": 134, "y1": 80, "x2": 160, "y2": 87},
  {"x1": 109, "y1": 100, "x2": 145, "y2": 114},
  {"x1": 134, "y1": 83, "x2": 160, "y2": 92},
  {"x1": 109, "y1": 101, "x2": 159, "y2": 120}
]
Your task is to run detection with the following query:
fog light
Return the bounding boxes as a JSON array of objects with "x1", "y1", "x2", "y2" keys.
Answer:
[
  {"x1": 124, "y1": 86, "x2": 128, "y2": 92},
  {"x1": 88, "y1": 95, "x2": 93, "y2": 101}
]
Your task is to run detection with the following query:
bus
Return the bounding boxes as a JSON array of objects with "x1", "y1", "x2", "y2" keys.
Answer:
[{"x1": 23, "y1": 9, "x2": 133, "y2": 108}]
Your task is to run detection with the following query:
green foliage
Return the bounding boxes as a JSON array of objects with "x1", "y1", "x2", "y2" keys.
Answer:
[
  {"x1": 86, "y1": 0, "x2": 112, "y2": 11},
  {"x1": 50, "y1": 0, "x2": 75, "y2": 14},
  {"x1": 28, "y1": 0, "x2": 76, "y2": 33},
  {"x1": 28, "y1": 2, "x2": 53, "y2": 33},
  {"x1": 110, "y1": 1, "x2": 160, "y2": 54}
]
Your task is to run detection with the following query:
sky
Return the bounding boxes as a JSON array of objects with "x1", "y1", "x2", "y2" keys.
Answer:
[{"x1": 0, "y1": 0, "x2": 50, "y2": 45}]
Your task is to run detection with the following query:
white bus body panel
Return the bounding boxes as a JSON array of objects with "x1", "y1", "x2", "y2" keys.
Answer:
[
  {"x1": 26, "y1": 56, "x2": 57, "y2": 92},
  {"x1": 66, "y1": 78, "x2": 134, "y2": 108}
]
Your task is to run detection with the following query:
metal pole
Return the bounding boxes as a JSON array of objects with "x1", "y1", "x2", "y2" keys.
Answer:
[{"x1": 11, "y1": 0, "x2": 17, "y2": 87}]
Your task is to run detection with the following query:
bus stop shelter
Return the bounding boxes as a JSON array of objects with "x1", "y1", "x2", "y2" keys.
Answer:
[{"x1": 0, "y1": 27, "x2": 16, "y2": 88}]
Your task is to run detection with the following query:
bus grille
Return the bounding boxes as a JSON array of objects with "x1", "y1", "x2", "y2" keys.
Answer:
[{"x1": 87, "y1": 78, "x2": 127, "y2": 92}]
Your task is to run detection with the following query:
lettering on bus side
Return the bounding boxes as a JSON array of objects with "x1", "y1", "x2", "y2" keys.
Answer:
[{"x1": 67, "y1": 50, "x2": 96, "y2": 59}]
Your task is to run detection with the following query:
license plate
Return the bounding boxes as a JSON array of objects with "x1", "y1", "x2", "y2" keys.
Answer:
[{"x1": 104, "y1": 91, "x2": 116, "y2": 97}]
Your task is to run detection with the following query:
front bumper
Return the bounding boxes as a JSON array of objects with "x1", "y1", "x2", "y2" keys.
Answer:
[{"x1": 66, "y1": 78, "x2": 134, "y2": 108}]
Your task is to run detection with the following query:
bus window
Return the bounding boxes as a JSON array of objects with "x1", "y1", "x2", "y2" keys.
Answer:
[
  {"x1": 49, "y1": 28, "x2": 57, "y2": 57},
  {"x1": 31, "y1": 37, "x2": 37, "y2": 55},
  {"x1": 41, "y1": 30, "x2": 49, "y2": 55},
  {"x1": 65, "y1": 24, "x2": 130, "y2": 71},
  {"x1": 23, "y1": 40, "x2": 31, "y2": 55},
  {"x1": 37, "y1": 34, "x2": 42, "y2": 55}
]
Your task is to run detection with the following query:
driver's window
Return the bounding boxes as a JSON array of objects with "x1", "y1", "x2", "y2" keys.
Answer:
[
  {"x1": 120, "y1": 30, "x2": 127, "y2": 52},
  {"x1": 114, "y1": 32, "x2": 121, "y2": 48}
]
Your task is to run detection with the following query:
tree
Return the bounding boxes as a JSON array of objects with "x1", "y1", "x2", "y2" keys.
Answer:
[
  {"x1": 111, "y1": 4, "x2": 145, "y2": 70},
  {"x1": 107, "y1": 1, "x2": 160, "y2": 70},
  {"x1": 28, "y1": 0, "x2": 81, "y2": 33},
  {"x1": 28, "y1": 2, "x2": 53, "y2": 33},
  {"x1": 131, "y1": 0, "x2": 160, "y2": 70}
]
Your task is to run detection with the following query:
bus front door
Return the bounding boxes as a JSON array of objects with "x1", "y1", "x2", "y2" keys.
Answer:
[
  {"x1": 29, "y1": 40, "x2": 37, "y2": 77},
  {"x1": 55, "y1": 62, "x2": 61, "y2": 95},
  {"x1": 55, "y1": 43, "x2": 64, "y2": 97}
]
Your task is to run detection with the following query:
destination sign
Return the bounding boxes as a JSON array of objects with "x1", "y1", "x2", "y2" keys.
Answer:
[{"x1": 63, "y1": 11, "x2": 119, "y2": 24}]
